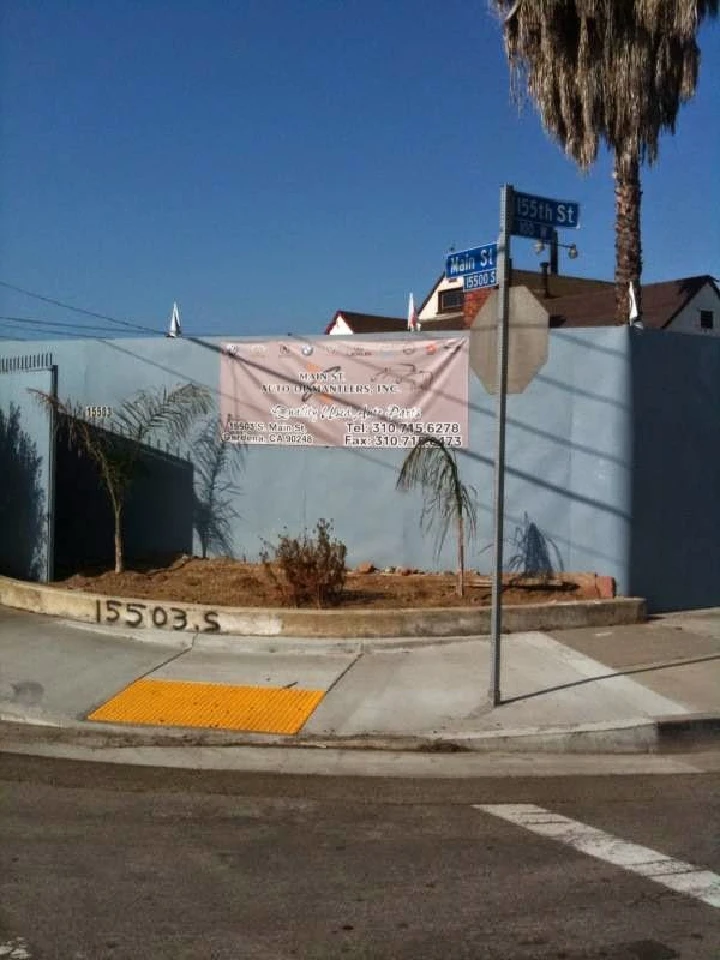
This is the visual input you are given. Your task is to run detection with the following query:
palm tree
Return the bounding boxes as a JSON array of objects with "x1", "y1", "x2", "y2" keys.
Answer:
[
  {"x1": 193, "y1": 415, "x2": 245, "y2": 559},
  {"x1": 396, "y1": 436, "x2": 477, "y2": 597},
  {"x1": 35, "y1": 383, "x2": 212, "y2": 573},
  {"x1": 491, "y1": 1, "x2": 718, "y2": 322}
]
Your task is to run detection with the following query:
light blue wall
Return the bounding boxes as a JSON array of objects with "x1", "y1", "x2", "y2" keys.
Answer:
[
  {"x1": 0, "y1": 366, "x2": 54, "y2": 580},
  {"x1": 630, "y1": 328, "x2": 720, "y2": 612},
  {"x1": 0, "y1": 328, "x2": 633, "y2": 591},
  {"x1": 469, "y1": 327, "x2": 631, "y2": 589}
]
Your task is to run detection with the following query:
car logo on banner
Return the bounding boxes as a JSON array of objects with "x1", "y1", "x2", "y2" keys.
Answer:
[{"x1": 301, "y1": 345, "x2": 314, "y2": 357}]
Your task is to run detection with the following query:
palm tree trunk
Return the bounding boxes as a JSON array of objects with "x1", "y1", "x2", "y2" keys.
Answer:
[
  {"x1": 614, "y1": 153, "x2": 642, "y2": 324},
  {"x1": 456, "y1": 510, "x2": 465, "y2": 598}
]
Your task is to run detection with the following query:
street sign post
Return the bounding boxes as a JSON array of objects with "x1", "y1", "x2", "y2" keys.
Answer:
[
  {"x1": 485, "y1": 184, "x2": 579, "y2": 708},
  {"x1": 445, "y1": 243, "x2": 497, "y2": 280},
  {"x1": 488, "y1": 185, "x2": 512, "y2": 709}
]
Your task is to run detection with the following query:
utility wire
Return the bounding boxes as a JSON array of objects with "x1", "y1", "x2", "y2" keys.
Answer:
[
  {"x1": 0, "y1": 315, "x2": 130, "y2": 335},
  {"x1": 0, "y1": 276, "x2": 490, "y2": 422},
  {"x1": 0, "y1": 329, "x2": 30, "y2": 341},
  {"x1": 0, "y1": 279, "x2": 165, "y2": 337},
  {"x1": 0, "y1": 315, "x2": 222, "y2": 339},
  {"x1": 0, "y1": 278, "x2": 623, "y2": 524}
]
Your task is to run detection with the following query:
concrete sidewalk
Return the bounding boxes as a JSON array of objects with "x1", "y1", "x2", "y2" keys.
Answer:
[{"x1": 0, "y1": 606, "x2": 718, "y2": 754}]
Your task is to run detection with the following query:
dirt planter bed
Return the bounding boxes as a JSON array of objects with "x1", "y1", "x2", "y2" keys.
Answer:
[{"x1": 0, "y1": 575, "x2": 646, "y2": 639}]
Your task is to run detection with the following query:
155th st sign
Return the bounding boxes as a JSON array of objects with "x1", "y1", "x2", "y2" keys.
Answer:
[
  {"x1": 511, "y1": 190, "x2": 580, "y2": 241},
  {"x1": 513, "y1": 190, "x2": 580, "y2": 230}
]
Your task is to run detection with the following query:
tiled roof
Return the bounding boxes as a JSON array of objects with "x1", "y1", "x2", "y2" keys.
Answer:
[
  {"x1": 324, "y1": 310, "x2": 407, "y2": 335},
  {"x1": 418, "y1": 270, "x2": 614, "y2": 332},
  {"x1": 327, "y1": 275, "x2": 718, "y2": 335},
  {"x1": 548, "y1": 275, "x2": 719, "y2": 328},
  {"x1": 512, "y1": 269, "x2": 614, "y2": 300},
  {"x1": 421, "y1": 315, "x2": 467, "y2": 331}
]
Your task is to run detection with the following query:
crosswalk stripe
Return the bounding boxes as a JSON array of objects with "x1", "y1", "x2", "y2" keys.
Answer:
[
  {"x1": 0, "y1": 938, "x2": 32, "y2": 958},
  {"x1": 474, "y1": 803, "x2": 720, "y2": 909}
]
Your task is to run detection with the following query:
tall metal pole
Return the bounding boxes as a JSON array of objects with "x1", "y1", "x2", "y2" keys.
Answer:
[{"x1": 489, "y1": 184, "x2": 513, "y2": 707}]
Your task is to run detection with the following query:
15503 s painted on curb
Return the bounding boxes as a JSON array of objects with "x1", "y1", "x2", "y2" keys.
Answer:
[{"x1": 95, "y1": 599, "x2": 220, "y2": 632}]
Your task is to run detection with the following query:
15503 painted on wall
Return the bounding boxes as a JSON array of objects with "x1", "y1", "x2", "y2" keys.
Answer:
[{"x1": 95, "y1": 599, "x2": 220, "y2": 632}]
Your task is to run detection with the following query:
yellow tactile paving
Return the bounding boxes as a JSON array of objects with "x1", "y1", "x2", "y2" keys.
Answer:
[{"x1": 87, "y1": 678, "x2": 325, "y2": 734}]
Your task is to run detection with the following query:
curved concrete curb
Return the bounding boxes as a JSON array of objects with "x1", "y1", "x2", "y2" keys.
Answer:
[
  {"x1": 0, "y1": 713, "x2": 718, "y2": 757},
  {"x1": 0, "y1": 575, "x2": 646, "y2": 639}
]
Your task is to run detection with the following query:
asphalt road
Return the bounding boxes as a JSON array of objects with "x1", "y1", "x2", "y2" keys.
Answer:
[{"x1": 0, "y1": 754, "x2": 718, "y2": 959}]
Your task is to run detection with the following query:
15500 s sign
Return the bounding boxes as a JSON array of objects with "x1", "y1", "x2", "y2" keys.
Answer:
[{"x1": 95, "y1": 599, "x2": 220, "y2": 632}]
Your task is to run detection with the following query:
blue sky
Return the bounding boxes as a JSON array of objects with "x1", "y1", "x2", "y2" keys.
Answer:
[{"x1": 1, "y1": 1, "x2": 718, "y2": 339}]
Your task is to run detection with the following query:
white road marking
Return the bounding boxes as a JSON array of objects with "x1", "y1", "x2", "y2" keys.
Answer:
[
  {"x1": 474, "y1": 803, "x2": 720, "y2": 909},
  {"x1": 0, "y1": 938, "x2": 31, "y2": 958}
]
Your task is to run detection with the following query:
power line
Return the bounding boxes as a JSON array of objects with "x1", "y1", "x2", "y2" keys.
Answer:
[
  {"x1": 0, "y1": 315, "x2": 222, "y2": 339},
  {"x1": 0, "y1": 330, "x2": 30, "y2": 341},
  {"x1": 0, "y1": 278, "x2": 623, "y2": 525},
  {"x1": 0, "y1": 279, "x2": 164, "y2": 336},
  {"x1": 0, "y1": 315, "x2": 132, "y2": 335},
  {"x1": 0, "y1": 277, "x2": 494, "y2": 427},
  {"x1": 0, "y1": 275, "x2": 492, "y2": 433},
  {"x1": 0, "y1": 276, "x2": 484, "y2": 423}
]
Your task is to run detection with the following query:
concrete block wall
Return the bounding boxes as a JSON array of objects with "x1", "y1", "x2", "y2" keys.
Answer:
[{"x1": 0, "y1": 328, "x2": 634, "y2": 596}]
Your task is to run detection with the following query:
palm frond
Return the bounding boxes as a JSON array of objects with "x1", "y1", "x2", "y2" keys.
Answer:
[
  {"x1": 113, "y1": 383, "x2": 212, "y2": 445},
  {"x1": 490, "y1": 0, "x2": 717, "y2": 174},
  {"x1": 192, "y1": 416, "x2": 245, "y2": 557},
  {"x1": 396, "y1": 436, "x2": 477, "y2": 558},
  {"x1": 460, "y1": 484, "x2": 478, "y2": 540},
  {"x1": 32, "y1": 383, "x2": 213, "y2": 571},
  {"x1": 31, "y1": 389, "x2": 104, "y2": 463}
]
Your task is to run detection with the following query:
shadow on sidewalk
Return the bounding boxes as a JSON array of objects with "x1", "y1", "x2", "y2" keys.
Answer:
[{"x1": 501, "y1": 653, "x2": 720, "y2": 706}]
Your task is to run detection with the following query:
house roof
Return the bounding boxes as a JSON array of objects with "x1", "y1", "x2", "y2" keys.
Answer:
[
  {"x1": 547, "y1": 275, "x2": 719, "y2": 328},
  {"x1": 418, "y1": 269, "x2": 615, "y2": 332},
  {"x1": 417, "y1": 274, "x2": 445, "y2": 316},
  {"x1": 324, "y1": 310, "x2": 407, "y2": 335},
  {"x1": 422, "y1": 316, "x2": 469, "y2": 331},
  {"x1": 512, "y1": 269, "x2": 614, "y2": 299},
  {"x1": 326, "y1": 275, "x2": 719, "y2": 336}
]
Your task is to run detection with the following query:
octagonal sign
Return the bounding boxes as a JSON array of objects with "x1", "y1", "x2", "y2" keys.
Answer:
[{"x1": 469, "y1": 287, "x2": 549, "y2": 394}]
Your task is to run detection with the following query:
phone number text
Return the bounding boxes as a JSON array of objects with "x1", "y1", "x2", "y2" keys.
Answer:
[
  {"x1": 344, "y1": 434, "x2": 462, "y2": 447},
  {"x1": 348, "y1": 421, "x2": 462, "y2": 435}
]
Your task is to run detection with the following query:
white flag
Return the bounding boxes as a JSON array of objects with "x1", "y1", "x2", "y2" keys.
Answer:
[
  {"x1": 168, "y1": 301, "x2": 182, "y2": 338},
  {"x1": 407, "y1": 292, "x2": 418, "y2": 331},
  {"x1": 628, "y1": 282, "x2": 639, "y2": 322}
]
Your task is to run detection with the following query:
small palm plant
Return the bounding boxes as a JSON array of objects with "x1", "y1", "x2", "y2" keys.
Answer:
[
  {"x1": 193, "y1": 415, "x2": 245, "y2": 559},
  {"x1": 396, "y1": 436, "x2": 477, "y2": 597},
  {"x1": 34, "y1": 383, "x2": 212, "y2": 573}
]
